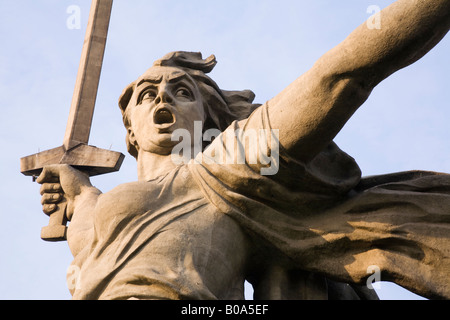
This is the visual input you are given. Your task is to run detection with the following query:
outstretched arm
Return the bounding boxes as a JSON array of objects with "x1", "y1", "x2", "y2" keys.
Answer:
[{"x1": 264, "y1": 0, "x2": 450, "y2": 163}]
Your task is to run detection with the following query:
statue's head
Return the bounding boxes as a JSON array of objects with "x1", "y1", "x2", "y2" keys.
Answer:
[{"x1": 118, "y1": 51, "x2": 260, "y2": 158}]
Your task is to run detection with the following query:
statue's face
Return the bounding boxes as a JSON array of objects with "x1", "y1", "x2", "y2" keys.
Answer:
[{"x1": 127, "y1": 66, "x2": 205, "y2": 155}]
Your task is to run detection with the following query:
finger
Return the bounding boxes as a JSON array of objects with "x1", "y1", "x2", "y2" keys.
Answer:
[
  {"x1": 40, "y1": 183, "x2": 62, "y2": 195},
  {"x1": 42, "y1": 203, "x2": 57, "y2": 216},
  {"x1": 40, "y1": 193, "x2": 63, "y2": 205},
  {"x1": 36, "y1": 165, "x2": 62, "y2": 184}
]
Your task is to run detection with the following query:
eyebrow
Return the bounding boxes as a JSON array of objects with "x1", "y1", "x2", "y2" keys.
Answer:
[{"x1": 136, "y1": 72, "x2": 193, "y2": 88}]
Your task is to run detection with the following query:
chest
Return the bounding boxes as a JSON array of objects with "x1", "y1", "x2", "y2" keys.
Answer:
[{"x1": 90, "y1": 168, "x2": 250, "y2": 259}]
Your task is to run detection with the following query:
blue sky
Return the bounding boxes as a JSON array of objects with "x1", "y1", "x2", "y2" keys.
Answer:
[{"x1": 0, "y1": 0, "x2": 448, "y2": 300}]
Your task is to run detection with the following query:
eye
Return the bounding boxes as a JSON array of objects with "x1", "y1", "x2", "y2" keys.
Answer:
[
  {"x1": 175, "y1": 88, "x2": 193, "y2": 100},
  {"x1": 139, "y1": 89, "x2": 157, "y2": 104}
]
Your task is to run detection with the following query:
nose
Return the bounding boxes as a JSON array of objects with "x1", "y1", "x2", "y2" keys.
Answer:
[{"x1": 154, "y1": 85, "x2": 173, "y2": 105}]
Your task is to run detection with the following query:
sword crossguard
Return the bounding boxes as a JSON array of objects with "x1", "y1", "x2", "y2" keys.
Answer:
[{"x1": 20, "y1": 143, "x2": 124, "y2": 178}]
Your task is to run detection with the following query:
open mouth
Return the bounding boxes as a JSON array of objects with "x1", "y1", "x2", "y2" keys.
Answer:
[{"x1": 153, "y1": 107, "x2": 175, "y2": 128}]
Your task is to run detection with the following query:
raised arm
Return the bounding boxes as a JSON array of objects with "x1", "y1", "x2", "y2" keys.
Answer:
[{"x1": 265, "y1": 0, "x2": 450, "y2": 163}]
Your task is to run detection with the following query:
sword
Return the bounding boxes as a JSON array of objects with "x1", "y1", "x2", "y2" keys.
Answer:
[{"x1": 20, "y1": 0, "x2": 124, "y2": 241}]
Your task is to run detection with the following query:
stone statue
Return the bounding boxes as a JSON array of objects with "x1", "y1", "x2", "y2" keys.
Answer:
[{"x1": 36, "y1": 0, "x2": 450, "y2": 299}]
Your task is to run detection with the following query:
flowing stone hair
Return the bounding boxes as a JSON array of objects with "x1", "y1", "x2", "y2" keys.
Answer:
[{"x1": 118, "y1": 51, "x2": 261, "y2": 158}]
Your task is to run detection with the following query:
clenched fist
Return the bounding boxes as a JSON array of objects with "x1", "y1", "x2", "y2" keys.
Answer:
[{"x1": 37, "y1": 164, "x2": 93, "y2": 221}]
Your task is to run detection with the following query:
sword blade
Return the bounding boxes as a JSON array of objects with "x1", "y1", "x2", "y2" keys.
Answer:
[{"x1": 63, "y1": 0, "x2": 113, "y2": 150}]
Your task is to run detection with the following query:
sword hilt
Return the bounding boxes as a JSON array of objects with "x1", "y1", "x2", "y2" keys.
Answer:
[{"x1": 40, "y1": 199, "x2": 68, "y2": 242}]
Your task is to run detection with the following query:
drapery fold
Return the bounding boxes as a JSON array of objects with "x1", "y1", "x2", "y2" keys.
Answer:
[{"x1": 189, "y1": 103, "x2": 450, "y2": 299}]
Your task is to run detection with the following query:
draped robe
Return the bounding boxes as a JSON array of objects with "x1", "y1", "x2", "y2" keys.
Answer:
[{"x1": 71, "y1": 103, "x2": 450, "y2": 300}]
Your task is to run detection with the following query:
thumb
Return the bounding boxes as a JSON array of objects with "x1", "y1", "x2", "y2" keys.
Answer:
[{"x1": 36, "y1": 165, "x2": 62, "y2": 184}]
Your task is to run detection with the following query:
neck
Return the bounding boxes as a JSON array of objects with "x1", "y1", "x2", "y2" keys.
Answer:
[{"x1": 137, "y1": 151, "x2": 178, "y2": 181}]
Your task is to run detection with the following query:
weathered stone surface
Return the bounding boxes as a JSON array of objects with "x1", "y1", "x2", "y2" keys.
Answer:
[{"x1": 34, "y1": 0, "x2": 450, "y2": 299}]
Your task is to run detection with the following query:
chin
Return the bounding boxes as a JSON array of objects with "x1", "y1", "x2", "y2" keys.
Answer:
[{"x1": 144, "y1": 137, "x2": 176, "y2": 155}]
